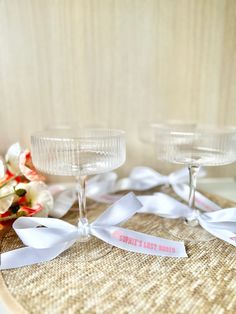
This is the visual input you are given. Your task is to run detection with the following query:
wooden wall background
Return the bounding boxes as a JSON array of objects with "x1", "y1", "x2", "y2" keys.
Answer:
[{"x1": 0, "y1": 0, "x2": 236, "y2": 177}]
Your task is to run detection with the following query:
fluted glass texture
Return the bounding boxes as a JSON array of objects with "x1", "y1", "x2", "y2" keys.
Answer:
[
  {"x1": 31, "y1": 129, "x2": 126, "y2": 176},
  {"x1": 154, "y1": 125, "x2": 236, "y2": 166}
]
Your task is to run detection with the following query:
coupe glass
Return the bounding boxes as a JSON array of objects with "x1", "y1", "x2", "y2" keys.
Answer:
[
  {"x1": 31, "y1": 128, "x2": 126, "y2": 259},
  {"x1": 152, "y1": 123, "x2": 236, "y2": 242}
]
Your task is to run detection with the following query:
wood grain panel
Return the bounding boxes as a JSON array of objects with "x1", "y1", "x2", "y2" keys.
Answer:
[{"x1": 0, "y1": 0, "x2": 236, "y2": 177}]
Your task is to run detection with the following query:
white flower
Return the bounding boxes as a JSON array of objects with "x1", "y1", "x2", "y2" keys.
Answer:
[
  {"x1": 5, "y1": 143, "x2": 21, "y2": 175},
  {"x1": 5, "y1": 143, "x2": 45, "y2": 181},
  {"x1": 16, "y1": 181, "x2": 53, "y2": 217},
  {"x1": 19, "y1": 149, "x2": 45, "y2": 181},
  {"x1": 0, "y1": 157, "x2": 6, "y2": 180},
  {"x1": 0, "y1": 181, "x2": 16, "y2": 214}
]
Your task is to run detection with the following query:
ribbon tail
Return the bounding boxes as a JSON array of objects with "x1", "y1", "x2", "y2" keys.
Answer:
[
  {"x1": 92, "y1": 192, "x2": 143, "y2": 226},
  {"x1": 172, "y1": 184, "x2": 221, "y2": 212},
  {"x1": 137, "y1": 193, "x2": 192, "y2": 218},
  {"x1": 199, "y1": 219, "x2": 236, "y2": 247},
  {"x1": 88, "y1": 193, "x2": 123, "y2": 204},
  {"x1": 168, "y1": 167, "x2": 189, "y2": 184},
  {"x1": 202, "y1": 207, "x2": 236, "y2": 223},
  {"x1": 0, "y1": 240, "x2": 76, "y2": 270},
  {"x1": 50, "y1": 188, "x2": 76, "y2": 218},
  {"x1": 91, "y1": 226, "x2": 187, "y2": 258},
  {"x1": 169, "y1": 167, "x2": 205, "y2": 184},
  {"x1": 114, "y1": 167, "x2": 167, "y2": 191},
  {"x1": 87, "y1": 172, "x2": 118, "y2": 197}
]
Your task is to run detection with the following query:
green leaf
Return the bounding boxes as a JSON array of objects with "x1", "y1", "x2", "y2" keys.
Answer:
[
  {"x1": 10, "y1": 203, "x2": 20, "y2": 213},
  {"x1": 17, "y1": 211, "x2": 27, "y2": 217},
  {"x1": 15, "y1": 188, "x2": 27, "y2": 197}
]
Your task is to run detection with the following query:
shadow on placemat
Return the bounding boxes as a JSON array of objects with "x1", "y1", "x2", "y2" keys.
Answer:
[{"x1": 1, "y1": 187, "x2": 236, "y2": 314}]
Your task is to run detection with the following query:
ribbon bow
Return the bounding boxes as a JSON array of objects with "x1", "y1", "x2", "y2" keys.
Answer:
[
  {"x1": 49, "y1": 167, "x2": 206, "y2": 218},
  {"x1": 138, "y1": 192, "x2": 236, "y2": 247},
  {"x1": 114, "y1": 167, "x2": 192, "y2": 191},
  {"x1": 113, "y1": 167, "x2": 207, "y2": 209},
  {"x1": 0, "y1": 193, "x2": 187, "y2": 269}
]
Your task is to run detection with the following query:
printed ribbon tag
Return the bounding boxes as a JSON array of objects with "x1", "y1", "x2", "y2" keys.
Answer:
[
  {"x1": 138, "y1": 192, "x2": 236, "y2": 247},
  {"x1": 0, "y1": 193, "x2": 187, "y2": 269}
]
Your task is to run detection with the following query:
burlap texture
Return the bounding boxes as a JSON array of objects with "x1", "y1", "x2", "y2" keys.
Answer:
[{"x1": 1, "y1": 187, "x2": 236, "y2": 314}]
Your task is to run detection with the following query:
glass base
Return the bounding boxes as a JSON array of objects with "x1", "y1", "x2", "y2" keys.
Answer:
[
  {"x1": 77, "y1": 237, "x2": 113, "y2": 261},
  {"x1": 77, "y1": 234, "x2": 91, "y2": 242},
  {"x1": 58, "y1": 236, "x2": 113, "y2": 264},
  {"x1": 162, "y1": 218, "x2": 215, "y2": 243}
]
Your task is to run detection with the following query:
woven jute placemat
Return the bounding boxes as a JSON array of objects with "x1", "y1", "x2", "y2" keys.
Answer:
[{"x1": 0, "y1": 187, "x2": 236, "y2": 314}]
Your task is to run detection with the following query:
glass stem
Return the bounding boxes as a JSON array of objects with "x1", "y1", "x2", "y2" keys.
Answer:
[
  {"x1": 188, "y1": 165, "x2": 199, "y2": 209},
  {"x1": 76, "y1": 175, "x2": 90, "y2": 240},
  {"x1": 186, "y1": 165, "x2": 200, "y2": 226}
]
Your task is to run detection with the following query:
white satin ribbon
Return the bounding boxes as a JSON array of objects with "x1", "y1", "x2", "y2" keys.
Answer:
[
  {"x1": 112, "y1": 167, "x2": 207, "y2": 207},
  {"x1": 138, "y1": 192, "x2": 236, "y2": 247},
  {"x1": 49, "y1": 172, "x2": 118, "y2": 218},
  {"x1": 114, "y1": 166, "x2": 192, "y2": 191},
  {"x1": 0, "y1": 193, "x2": 187, "y2": 269},
  {"x1": 172, "y1": 184, "x2": 221, "y2": 212},
  {"x1": 49, "y1": 167, "x2": 206, "y2": 218}
]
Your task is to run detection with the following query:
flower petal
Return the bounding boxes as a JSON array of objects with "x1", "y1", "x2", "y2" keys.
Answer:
[
  {"x1": 19, "y1": 150, "x2": 45, "y2": 181},
  {"x1": 0, "y1": 182, "x2": 16, "y2": 214},
  {"x1": 0, "y1": 157, "x2": 6, "y2": 180},
  {"x1": 19, "y1": 204, "x2": 43, "y2": 216},
  {"x1": 5, "y1": 143, "x2": 22, "y2": 175},
  {"x1": 16, "y1": 181, "x2": 53, "y2": 217}
]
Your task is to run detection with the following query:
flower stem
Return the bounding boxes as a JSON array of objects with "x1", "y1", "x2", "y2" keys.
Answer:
[
  {"x1": 0, "y1": 192, "x2": 15, "y2": 200},
  {"x1": 0, "y1": 175, "x2": 17, "y2": 190}
]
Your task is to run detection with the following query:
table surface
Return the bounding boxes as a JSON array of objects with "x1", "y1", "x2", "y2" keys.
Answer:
[{"x1": 0, "y1": 178, "x2": 236, "y2": 314}]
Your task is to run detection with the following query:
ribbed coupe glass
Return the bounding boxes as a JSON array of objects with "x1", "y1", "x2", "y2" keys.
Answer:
[
  {"x1": 153, "y1": 123, "x2": 236, "y2": 242},
  {"x1": 31, "y1": 128, "x2": 125, "y2": 257}
]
